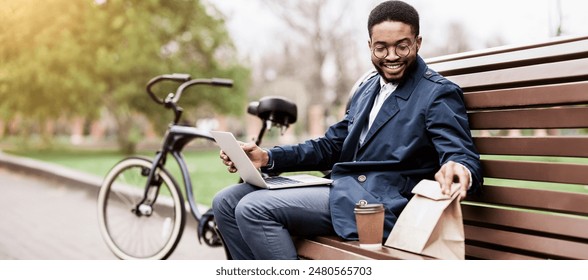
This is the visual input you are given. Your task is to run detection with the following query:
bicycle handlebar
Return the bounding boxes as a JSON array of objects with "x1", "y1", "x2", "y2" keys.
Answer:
[
  {"x1": 211, "y1": 78, "x2": 234, "y2": 87},
  {"x1": 146, "y1": 73, "x2": 233, "y2": 105},
  {"x1": 146, "y1": 73, "x2": 192, "y2": 104},
  {"x1": 170, "y1": 78, "x2": 233, "y2": 103}
]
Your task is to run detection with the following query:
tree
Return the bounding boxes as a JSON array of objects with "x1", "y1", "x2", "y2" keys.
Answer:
[
  {"x1": 422, "y1": 21, "x2": 472, "y2": 57},
  {"x1": 260, "y1": 0, "x2": 365, "y2": 135},
  {"x1": 0, "y1": 0, "x2": 249, "y2": 153},
  {"x1": 0, "y1": 0, "x2": 96, "y2": 142}
]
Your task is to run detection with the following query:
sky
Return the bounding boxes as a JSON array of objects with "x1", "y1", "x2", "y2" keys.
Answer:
[{"x1": 206, "y1": 0, "x2": 588, "y2": 61}]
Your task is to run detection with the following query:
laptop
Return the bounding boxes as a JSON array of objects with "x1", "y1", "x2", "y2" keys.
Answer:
[{"x1": 210, "y1": 131, "x2": 333, "y2": 189}]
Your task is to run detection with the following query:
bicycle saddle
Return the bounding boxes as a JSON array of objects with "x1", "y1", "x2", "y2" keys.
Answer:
[{"x1": 247, "y1": 96, "x2": 297, "y2": 127}]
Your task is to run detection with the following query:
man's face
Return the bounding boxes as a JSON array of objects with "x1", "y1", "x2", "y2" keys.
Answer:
[{"x1": 369, "y1": 21, "x2": 422, "y2": 83}]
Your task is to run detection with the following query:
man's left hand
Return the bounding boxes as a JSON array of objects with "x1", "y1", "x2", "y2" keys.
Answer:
[{"x1": 434, "y1": 161, "x2": 470, "y2": 201}]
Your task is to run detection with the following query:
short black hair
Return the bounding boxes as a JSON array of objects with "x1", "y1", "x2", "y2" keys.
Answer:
[{"x1": 367, "y1": 1, "x2": 420, "y2": 38}]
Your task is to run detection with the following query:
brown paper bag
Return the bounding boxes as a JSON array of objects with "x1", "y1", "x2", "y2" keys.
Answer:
[{"x1": 384, "y1": 179, "x2": 464, "y2": 259}]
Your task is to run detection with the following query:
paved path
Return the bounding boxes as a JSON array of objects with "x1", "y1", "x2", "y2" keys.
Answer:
[{"x1": 0, "y1": 166, "x2": 226, "y2": 260}]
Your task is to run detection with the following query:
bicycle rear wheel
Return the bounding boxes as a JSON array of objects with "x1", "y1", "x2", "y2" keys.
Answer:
[{"x1": 97, "y1": 157, "x2": 185, "y2": 259}]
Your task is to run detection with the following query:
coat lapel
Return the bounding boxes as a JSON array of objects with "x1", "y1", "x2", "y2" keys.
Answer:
[
  {"x1": 339, "y1": 79, "x2": 380, "y2": 162},
  {"x1": 359, "y1": 92, "x2": 400, "y2": 147}
]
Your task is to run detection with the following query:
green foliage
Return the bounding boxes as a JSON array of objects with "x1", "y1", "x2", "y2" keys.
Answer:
[{"x1": 0, "y1": 0, "x2": 250, "y2": 151}]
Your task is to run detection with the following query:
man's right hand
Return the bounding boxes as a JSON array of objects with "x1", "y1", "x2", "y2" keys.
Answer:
[
  {"x1": 219, "y1": 142, "x2": 269, "y2": 173},
  {"x1": 242, "y1": 143, "x2": 270, "y2": 169}
]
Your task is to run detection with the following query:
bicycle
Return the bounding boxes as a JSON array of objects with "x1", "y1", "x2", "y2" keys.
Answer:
[{"x1": 97, "y1": 73, "x2": 297, "y2": 260}]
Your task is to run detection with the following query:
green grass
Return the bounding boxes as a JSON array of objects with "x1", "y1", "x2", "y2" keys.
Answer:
[
  {"x1": 9, "y1": 149, "x2": 239, "y2": 207},
  {"x1": 482, "y1": 154, "x2": 588, "y2": 164},
  {"x1": 481, "y1": 154, "x2": 588, "y2": 194}
]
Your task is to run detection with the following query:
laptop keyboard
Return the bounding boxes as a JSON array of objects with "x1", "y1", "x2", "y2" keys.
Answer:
[{"x1": 264, "y1": 176, "x2": 302, "y2": 185}]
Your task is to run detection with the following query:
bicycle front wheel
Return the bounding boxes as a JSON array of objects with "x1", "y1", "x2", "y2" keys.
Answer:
[{"x1": 97, "y1": 157, "x2": 185, "y2": 259}]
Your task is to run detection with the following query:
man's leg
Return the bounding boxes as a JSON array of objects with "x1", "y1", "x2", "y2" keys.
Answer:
[
  {"x1": 212, "y1": 183, "x2": 259, "y2": 259},
  {"x1": 235, "y1": 185, "x2": 334, "y2": 259}
]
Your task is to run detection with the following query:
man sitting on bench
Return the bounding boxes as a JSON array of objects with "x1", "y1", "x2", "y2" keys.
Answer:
[{"x1": 213, "y1": 0, "x2": 482, "y2": 260}]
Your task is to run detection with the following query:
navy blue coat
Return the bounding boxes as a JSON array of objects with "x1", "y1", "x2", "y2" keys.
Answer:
[{"x1": 268, "y1": 56, "x2": 482, "y2": 240}]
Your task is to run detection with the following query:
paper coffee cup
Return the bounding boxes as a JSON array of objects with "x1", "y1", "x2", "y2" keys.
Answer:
[{"x1": 354, "y1": 200, "x2": 385, "y2": 250}]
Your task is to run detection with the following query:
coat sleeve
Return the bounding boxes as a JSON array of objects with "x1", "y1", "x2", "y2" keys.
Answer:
[
  {"x1": 424, "y1": 82, "x2": 483, "y2": 192},
  {"x1": 265, "y1": 77, "x2": 377, "y2": 173},
  {"x1": 266, "y1": 114, "x2": 350, "y2": 173}
]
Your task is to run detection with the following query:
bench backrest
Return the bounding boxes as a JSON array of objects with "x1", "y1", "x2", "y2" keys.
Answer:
[{"x1": 426, "y1": 35, "x2": 588, "y2": 259}]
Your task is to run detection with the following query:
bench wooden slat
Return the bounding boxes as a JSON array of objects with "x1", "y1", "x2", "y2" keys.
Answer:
[
  {"x1": 464, "y1": 81, "x2": 588, "y2": 110},
  {"x1": 482, "y1": 160, "x2": 588, "y2": 185},
  {"x1": 473, "y1": 137, "x2": 588, "y2": 158},
  {"x1": 465, "y1": 185, "x2": 588, "y2": 216},
  {"x1": 295, "y1": 236, "x2": 432, "y2": 260},
  {"x1": 428, "y1": 36, "x2": 588, "y2": 75},
  {"x1": 465, "y1": 225, "x2": 588, "y2": 259},
  {"x1": 295, "y1": 238, "x2": 371, "y2": 260},
  {"x1": 468, "y1": 107, "x2": 588, "y2": 129},
  {"x1": 462, "y1": 204, "x2": 588, "y2": 239},
  {"x1": 465, "y1": 244, "x2": 542, "y2": 260},
  {"x1": 446, "y1": 57, "x2": 588, "y2": 91}
]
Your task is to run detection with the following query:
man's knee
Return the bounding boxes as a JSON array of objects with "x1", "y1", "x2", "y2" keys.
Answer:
[
  {"x1": 234, "y1": 194, "x2": 269, "y2": 224},
  {"x1": 211, "y1": 189, "x2": 225, "y2": 213},
  {"x1": 213, "y1": 184, "x2": 246, "y2": 210},
  {"x1": 212, "y1": 187, "x2": 237, "y2": 218}
]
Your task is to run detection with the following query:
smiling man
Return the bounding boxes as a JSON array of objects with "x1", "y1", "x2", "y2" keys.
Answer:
[{"x1": 213, "y1": 0, "x2": 482, "y2": 260}]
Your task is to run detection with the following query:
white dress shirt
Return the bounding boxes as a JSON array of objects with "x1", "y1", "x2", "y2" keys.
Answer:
[{"x1": 359, "y1": 78, "x2": 397, "y2": 145}]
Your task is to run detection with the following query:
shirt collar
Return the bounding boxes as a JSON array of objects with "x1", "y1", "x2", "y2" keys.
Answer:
[
  {"x1": 379, "y1": 77, "x2": 387, "y2": 88},
  {"x1": 379, "y1": 77, "x2": 398, "y2": 94}
]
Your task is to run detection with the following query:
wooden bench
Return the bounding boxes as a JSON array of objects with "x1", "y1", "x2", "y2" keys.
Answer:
[{"x1": 294, "y1": 35, "x2": 588, "y2": 260}]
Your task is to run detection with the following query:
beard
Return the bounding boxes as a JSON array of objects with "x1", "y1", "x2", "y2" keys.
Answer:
[{"x1": 371, "y1": 56, "x2": 416, "y2": 84}]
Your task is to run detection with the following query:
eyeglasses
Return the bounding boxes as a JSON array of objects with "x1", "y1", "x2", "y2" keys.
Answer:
[{"x1": 372, "y1": 39, "x2": 417, "y2": 59}]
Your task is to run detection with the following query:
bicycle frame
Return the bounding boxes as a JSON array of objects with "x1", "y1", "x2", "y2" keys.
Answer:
[
  {"x1": 137, "y1": 124, "x2": 213, "y2": 223},
  {"x1": 135, "y1": 74, "x2": 231, "y2": 223}
]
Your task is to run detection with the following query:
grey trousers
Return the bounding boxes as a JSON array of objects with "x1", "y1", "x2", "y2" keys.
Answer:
[{"x1": 212, "y1": 183, "x2": 335, "y2": 259}]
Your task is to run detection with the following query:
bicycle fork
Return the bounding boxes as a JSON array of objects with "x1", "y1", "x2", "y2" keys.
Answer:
[{"x1": 133, "y1": 152, "x2": 167, "y2": 217}]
